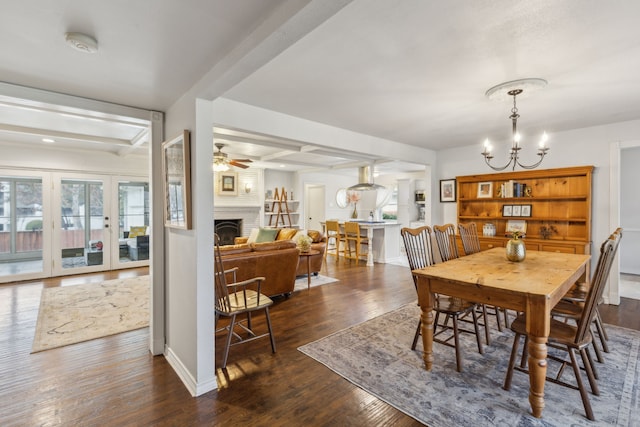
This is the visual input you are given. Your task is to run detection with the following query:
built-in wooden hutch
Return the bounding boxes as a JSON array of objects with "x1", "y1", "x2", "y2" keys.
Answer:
[{"x1": 456, "y1": 166, "x2": 593, "y2": 254}]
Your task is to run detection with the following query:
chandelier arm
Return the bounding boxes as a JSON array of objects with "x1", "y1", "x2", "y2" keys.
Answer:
[
  {"x1": 483, "y1": 153, "x2": 514, "y2": 171},
  {"x1": 514, "y1": 151, "x2": 548, "y2": 170}
]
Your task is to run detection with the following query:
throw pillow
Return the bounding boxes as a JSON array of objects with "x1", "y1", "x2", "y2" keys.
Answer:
[
  {"x1": 308, "y1": 230, "x2": 322, "y2": 243},
  {"x1": 277, "y1": 228, "x2": 298, "y2": 241},
  {"x1": 255, "y1": 227, "x2": 279, "y2": 243},
  {"x1": 129, "y1": 226, "x2": 147, "y2": 238},
  {"x1": 246, "y1": 228, "x2": 260, "y2": 244}
]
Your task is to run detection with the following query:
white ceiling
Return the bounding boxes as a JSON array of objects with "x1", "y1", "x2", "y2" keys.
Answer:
[{"x1": 2, "y1": 1, "x2": 640, "y2": 173}]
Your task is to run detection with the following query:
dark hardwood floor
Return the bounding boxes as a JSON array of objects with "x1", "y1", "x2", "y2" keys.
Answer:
[{"x1": 1, "y1": 261, "x2": 638, "y2": 426}]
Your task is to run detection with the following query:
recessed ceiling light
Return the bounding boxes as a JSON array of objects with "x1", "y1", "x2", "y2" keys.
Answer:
[
  {"x1": 65, "y1": 32, "x2": 98, "y2": 53},
  {"x1": 279, "y1": 164, "x2": 286, "y2": 168},
  {"x1": 42, "y1": 138, "x2": 55, "y2": 143}
]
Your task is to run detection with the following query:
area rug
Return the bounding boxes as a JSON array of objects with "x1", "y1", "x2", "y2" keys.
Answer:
[
  {"x1": 293, "y1": 274, "x2": 339, "y2": 292},
  {"x1": 32, "y1": 275, "x2": 149, "y2": 353},
  {"x1": 299, "y1": 302, "x2": 639, "y2": 426}
]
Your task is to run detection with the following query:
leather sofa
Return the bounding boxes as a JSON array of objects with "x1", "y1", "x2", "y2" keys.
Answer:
[
  {"x1": 234, "y1": 228, "x2": 326, "y2": 278},
  {"x1": 217, "y1": 240, "x2": 299, "y2": 297}
]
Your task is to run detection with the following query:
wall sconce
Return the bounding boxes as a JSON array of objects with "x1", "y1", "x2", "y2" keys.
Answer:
[{"x1": 244, "y1": 182, "x2": 252, "y2": 193}]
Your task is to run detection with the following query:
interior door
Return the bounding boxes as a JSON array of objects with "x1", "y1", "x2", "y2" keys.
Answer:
[
  {"x1": 305, "y1": 184, "x2": 325, "y2": 231},
  {"x1": 52, "y1": 173, "x2": 111, "y2": 275}
]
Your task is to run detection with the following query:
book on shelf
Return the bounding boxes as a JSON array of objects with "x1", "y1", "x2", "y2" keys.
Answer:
[{"x1": 499, "y1": 180, "x2": 527, "y2": 198}]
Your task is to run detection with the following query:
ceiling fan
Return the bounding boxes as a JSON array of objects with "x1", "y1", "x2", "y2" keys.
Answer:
[{"x1": 213, "y1": 143, "x2": 252, "y2": 171}]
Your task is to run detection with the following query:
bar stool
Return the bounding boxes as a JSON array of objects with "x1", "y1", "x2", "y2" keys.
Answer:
[
  {"x1": 324, "y1": 220, "x2": 345, "y2": 261},
  {"x1": 344, "y1": 221, "x2": 369, "y2": 263}
]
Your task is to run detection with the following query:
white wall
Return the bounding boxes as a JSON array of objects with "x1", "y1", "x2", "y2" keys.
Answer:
[{"x1": 163, "y1": 96, "x2": 216, "y2": 397}]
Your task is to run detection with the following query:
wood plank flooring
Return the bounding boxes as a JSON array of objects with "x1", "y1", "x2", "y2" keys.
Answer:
[{"x1": 0, "y1": 261, "x2": 637, "y2": 426}]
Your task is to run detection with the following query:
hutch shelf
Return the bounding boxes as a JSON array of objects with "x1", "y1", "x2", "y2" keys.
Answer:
[{"x1": 456, "y1": 166, "x2": 594, "y2": 254}]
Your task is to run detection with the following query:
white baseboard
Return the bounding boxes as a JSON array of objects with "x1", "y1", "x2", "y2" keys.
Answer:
[{"x1": 164, "y1": 345, "x2": 218, "y2": 397}]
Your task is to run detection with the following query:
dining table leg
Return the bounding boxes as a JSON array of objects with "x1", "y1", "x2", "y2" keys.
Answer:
[
  {"x1": 416, "y1": 277, "x2": 435, "y2": 370},
  {"x1": 526, "y1": 299, "x2": 552, "y2": 419}
]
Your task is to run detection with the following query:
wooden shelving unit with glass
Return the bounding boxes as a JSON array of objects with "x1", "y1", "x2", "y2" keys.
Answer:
[{"x1": 456, "y1": 166, "x2": 594, "y2": 254}]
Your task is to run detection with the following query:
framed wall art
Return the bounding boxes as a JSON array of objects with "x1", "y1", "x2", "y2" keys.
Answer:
[
  {"x1": 440, "y1": 179, "x2": 456, "y2": 202},
  {"x1": 162, "y1": 130, "x2": 192, "y2": 229},
  {"x1": 217, "y1": 172, "x2": 238, "y2": 196}
]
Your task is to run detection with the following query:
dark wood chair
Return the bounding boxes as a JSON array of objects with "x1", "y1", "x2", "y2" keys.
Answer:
[
  {"x1": 401, "y1": 226, "x2": 484, "y2": 372},
  {"x1": 458, "y1": 222, "x2": 510, "y2": 335},
  {"x1": 433, "y1": 223, "x2": 459, "y2": 262},
  {"x1": 457, "y1": 222, "x2": 481, "y2": 255},
  {"x1": 552, "y1": 227, "x2": 623, "y2": 363},
  {"x1": 503, "y1": 230, "x2": 622, "y2": 421},
  {"x1": 214, "y1": 234, "x2": 276, "y2": 369}
]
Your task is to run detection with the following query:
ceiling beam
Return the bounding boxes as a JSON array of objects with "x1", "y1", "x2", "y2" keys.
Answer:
[{"x1": 0, "y1": 123, "x2": 132, "y2": 146}]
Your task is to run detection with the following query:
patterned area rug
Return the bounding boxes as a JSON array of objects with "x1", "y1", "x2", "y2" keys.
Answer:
[
  {"x1": 32, "y1": 276, "x2": 149, "y2": 353},
  {"x1": 299, "y1": 303, "x2": 639, "y2": 426},
  {"x1": 293, "y1": 274, "x2": 339, "y2": 292}
]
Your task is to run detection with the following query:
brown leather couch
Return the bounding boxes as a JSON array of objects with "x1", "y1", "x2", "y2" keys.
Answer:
[
  {"x1": 217, "y1": 240, "x2": 299, "y2": 297},
  {"x1": 234, "y1": 228, "x2": 327, "y2": 278}
]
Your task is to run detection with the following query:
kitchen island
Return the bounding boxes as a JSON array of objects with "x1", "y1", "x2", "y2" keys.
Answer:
[{"x1": 322, "y1": 220, "x2": 401, "y2": 266}]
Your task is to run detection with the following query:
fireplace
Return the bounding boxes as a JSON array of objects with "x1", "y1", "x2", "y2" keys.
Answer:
[{"x1": 214, "y1": 219, "x2": 242, "y2": 246}]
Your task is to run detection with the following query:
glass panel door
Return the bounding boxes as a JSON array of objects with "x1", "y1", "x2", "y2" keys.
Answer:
[
  {"x1": 113, "y1": 180, "x2": 150, "y2": 268},
  {"x1": 53, "y1": 174, "x2": 111, "y2": 275},
  {"x1": 0, "y1": 176, "x2": 47, "y2": 280}
]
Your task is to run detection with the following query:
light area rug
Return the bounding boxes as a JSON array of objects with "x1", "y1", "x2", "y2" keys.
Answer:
[
  {"x1": 293, "y1": 274, "x2": 339, "y2": 292},
  {"x1": 32, "y1": 275, "x2": 149, "y2": 353},
  {"x1": 299, "y1": 302, "x2": 640, "y2": 426}
]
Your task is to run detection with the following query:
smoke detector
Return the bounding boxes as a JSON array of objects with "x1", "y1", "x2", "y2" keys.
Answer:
[{"x1": 65, "y1": 32, "x2": 98, "y2": 53}]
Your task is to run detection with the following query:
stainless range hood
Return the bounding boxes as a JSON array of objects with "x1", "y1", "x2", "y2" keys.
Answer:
[{"x1": 347, "y1": 165, "x2": 385, "y2": 191}]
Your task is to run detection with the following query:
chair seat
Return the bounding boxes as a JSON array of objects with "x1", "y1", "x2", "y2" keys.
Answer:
[
  {"x1": 510, "y1": 313, "x2": 589, "y2": 347},
  {"x1": 221, "y1": 289, "x2": 273, "y2": 314},
  {"x1": 435, "y1": 296, "x2": 477, "y2": 314}
]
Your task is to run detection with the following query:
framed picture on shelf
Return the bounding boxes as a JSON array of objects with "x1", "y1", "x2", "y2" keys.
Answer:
[
  {"x1": 512, "y1": 205, "x2": 522, "y2": 217},
  {"x1": 162, "y1": 130, "x2": 192, "y2": 229},
  {"x1": 440, "y1": 179, "x2": 456, "y2": 202},
  {"x1": 521, "y1": 205, "x2": 532, "y2": 217},
  {"x1": 502, "y1": 205, "x2": 513, "y2": 217},
  {"x1": 477, "y1": 181, "x2": 493, "y2": 198},
  {"x1": 506, "y1": 219, "x2": 527, "y2": 235}
]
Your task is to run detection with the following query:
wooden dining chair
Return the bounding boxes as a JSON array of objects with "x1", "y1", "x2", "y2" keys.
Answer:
[
  {"x1": 433, "y1": 223, "x2": 459, "y2": 262},
  {"x1": 552, "y1": 227, "x2": 623, "y2": 363},
  {"x1": 457, "y1": 222, "x2": 481, "y2": 256},
  {"x1": 344, "y1": 221, "x2": 369, "y2": 263},
  {"x1": 458, "y1": 222, "x2": 510, "y2": 334},
  {"x1": 401, "y1": 226, "x2": 484, "y2": 372},
  {"x1": 434, "y1": 223, "x2": 493, "y2": 345},
  {"x1": 503, "y1": 231, "x2": 622, "y2": 421},
  {"x1": 214, "y1": 234, "x2": 276, "y2": 369},
  {"x1": 324, "y1": 220, "x2": 346, "y2": 261}
]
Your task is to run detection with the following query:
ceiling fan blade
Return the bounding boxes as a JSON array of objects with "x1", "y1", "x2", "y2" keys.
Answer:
[
  {"x1": 230, "y1": 158, "x2": 252, "y2": 163},
  {"x1": 229, "y1": 160, "x2": 250, "y2": 169}
]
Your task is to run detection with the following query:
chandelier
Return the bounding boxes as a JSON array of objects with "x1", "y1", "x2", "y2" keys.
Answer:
[{"x1": 481, "y1": 78, "x2": 549, "y2": 171}]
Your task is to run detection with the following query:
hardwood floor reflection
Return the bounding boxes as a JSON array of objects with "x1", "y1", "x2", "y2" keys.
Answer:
[{"x1": 0, "y1": 263, "x2": 636, "y2": 426}]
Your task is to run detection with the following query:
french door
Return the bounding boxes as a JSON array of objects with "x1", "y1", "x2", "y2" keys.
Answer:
[
  {"x1": 52, "y1": 173, "x2": 150, "y2": 276},
  {"x1": 52, "y1": 173, "x2": 111, "y2": 275},
  {"x1": 0, "y1": 170, "x2": 149, "y2": 283}
]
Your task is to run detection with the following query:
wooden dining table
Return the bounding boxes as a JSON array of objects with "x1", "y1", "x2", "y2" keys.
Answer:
[{"x1": 412, "y1": 247, "x2": 590, "y2": 418}]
